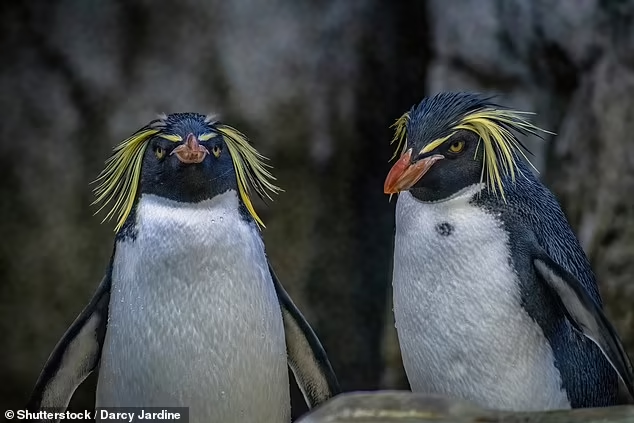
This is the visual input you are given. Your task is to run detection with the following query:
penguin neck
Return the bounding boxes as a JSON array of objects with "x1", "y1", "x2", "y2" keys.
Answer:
[
  {"x1": 396, "y1": 183, "x2": 485, "y2": 223},
  {"x1": 136, "y1": 190, "x2": 248, "y2": 226},
  {"x1": 122, "y1": 189, "x2": 263, "y2": 266},
  {"x1": 115, "y1": 188, "x2": 254, "y2": 242}
]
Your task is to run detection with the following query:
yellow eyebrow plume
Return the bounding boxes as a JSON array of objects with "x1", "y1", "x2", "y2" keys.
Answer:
[
  {"x1": 198, "y1": 132, "x2": 217, "y2": 141},
  {"x1": 420, "y1": 132, "x2": 456, "y2": 155},
  {"x1": 215, "y1": 124, "x2": 283, "y2": 229},
  {"x1": 91, "y1": 117, "x2": 282, "y2": 233},
  {"x1": 91, "y1": 128, "x2": 160, "y2": 233},
  {"x1": 453, "y1": 109, "x2": 551, "y2": 200},
  {"x1": 389, "y1": 106, "x2": 552, "y2": 201},
  {"x1": 389, "y1": 112, "x2": 410, "y2": 161},
  {"x1": 157, "y1": 133, "x2": 182, "y2": 142}
]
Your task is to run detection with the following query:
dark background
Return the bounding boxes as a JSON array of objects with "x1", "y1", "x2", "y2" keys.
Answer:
[{"x1": 1, "y1": 0, "x2": 633, "y2": 419}]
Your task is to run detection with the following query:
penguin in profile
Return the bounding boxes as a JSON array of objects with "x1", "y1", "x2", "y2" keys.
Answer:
[
  {"x1": 28, "y1": 113, "x2": 340, "y2": 422},
  {"x1": 383, "y1": 92, "x2": 634, "y2": 411}
]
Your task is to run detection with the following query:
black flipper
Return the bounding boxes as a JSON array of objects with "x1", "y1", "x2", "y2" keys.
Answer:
[
  {"x1": 269, "y1": 264, "x2": 341, "y2": 408},
  {"x1": 533, "y1": 250, "x2": 634, "y2": 400},
  {"x1": 27, "y1": 259, "x2": 113, "y2": 412}
]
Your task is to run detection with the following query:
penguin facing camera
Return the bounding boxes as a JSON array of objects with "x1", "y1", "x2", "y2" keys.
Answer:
[{"x1": 28, "y1": 113, "x2": 340, "y2": 423}]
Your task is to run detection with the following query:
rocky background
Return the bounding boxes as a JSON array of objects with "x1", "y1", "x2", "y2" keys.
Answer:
[{"x1": 1, "y1": 0, "x2": 632, "y2": 419}]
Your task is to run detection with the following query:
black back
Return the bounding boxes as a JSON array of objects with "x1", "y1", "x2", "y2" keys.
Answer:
[{"x1": 473, "y1": 160, "x2": 619, "y2": 407}]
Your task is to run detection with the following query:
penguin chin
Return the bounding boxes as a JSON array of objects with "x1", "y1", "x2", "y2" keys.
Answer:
[
  {"x1": 146, "y1": 169, "x2": 226, "y2": 204},
  {"x1": 408, "y1": 183, "x2": 486, "y2": 204}
]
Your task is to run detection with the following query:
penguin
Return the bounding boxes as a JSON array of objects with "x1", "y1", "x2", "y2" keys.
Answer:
[
  {"x1": 27, "y1": 113, "x2": 340, "y2": 422},
  {"x1": 383, "y1": 92, "x2": 634, "y2": 411}
]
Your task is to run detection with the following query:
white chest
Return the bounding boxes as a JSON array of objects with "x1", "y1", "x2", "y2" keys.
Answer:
[
  {"x1": 96, "y1": 191, "x2": 290, "y2": 423},
  {"x1": 392, "y1": 186, "x2": 570, "y2": 411}
]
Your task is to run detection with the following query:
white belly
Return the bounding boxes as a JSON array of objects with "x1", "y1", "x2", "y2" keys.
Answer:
[
  {"x1": 392, "y1": 186, "x2": 570, "y2": 411},
  {"x1": 96, "y1": 192, "x2": 290, "y2": 423}
]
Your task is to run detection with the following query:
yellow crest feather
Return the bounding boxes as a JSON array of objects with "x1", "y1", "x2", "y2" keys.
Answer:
[
  {"x1": 92, "y1": 118, "x2": 282, "y2": 233},
  {"x1": 91, "y1": 128, "x2": 160, "y2": 233},
  {"x1": 389, "y1": 106, "x2": 552, "y2": 200},
  {"x1": 390, "y1": 111, "x2": 410, "y2": 161},
  {"x1": 215, "y1": 124, "x2": 283, "y2": 228},
  {"x1": 453, "y1": 109, "x2": 551, "y2": 200}
]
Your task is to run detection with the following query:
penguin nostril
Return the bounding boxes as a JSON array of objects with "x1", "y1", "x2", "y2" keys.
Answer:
[{"x1": 171, "y1": 141, "x2": 209, "y2": 164}]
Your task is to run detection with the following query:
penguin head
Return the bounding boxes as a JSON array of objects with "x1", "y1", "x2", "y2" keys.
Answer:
[
  {"x1": 139, "y1": 113, "x2": 238, "y2": 204},
  {"x1": 93, "y1": 113, "x2": 281, "y2": 232},
  {"x1": 384, "y1": 92, "x2": 550, "y2": 202}
]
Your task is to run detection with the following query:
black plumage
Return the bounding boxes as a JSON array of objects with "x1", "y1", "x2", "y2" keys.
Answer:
[{"x1": 475, "y1": 160, "x2": 620, "y2": 406}]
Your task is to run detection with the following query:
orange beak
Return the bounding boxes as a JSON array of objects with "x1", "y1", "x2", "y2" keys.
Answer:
[
  {"x1": 171, "y1": 133, "x2": 210, "y2": 164},
  {"x1": 384, "y1": 149, "x2": 444, "y2": 194}
]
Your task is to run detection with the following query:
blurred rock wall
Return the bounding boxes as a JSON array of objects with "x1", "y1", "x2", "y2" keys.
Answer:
[{"x1": 0, "y1": 0, "x2": 632, "y2": 418}]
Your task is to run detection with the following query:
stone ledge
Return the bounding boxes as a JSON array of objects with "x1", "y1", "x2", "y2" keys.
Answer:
[{"x1": 298, "y1": 391, "x2": 634, "y2": 423}]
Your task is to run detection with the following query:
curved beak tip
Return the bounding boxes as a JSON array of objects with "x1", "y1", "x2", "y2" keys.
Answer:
[
  {"x1": 384, "y1": 149, "x2": 412, "y2": 194},
  {"x1": 383, "y1": 172, "x2": 401, "y2": 195},
  {"x1": 383, "y1": 153, "x2": 444, "y2": 195}
]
